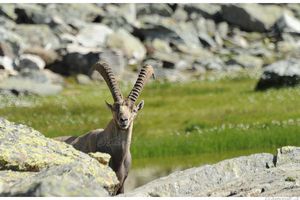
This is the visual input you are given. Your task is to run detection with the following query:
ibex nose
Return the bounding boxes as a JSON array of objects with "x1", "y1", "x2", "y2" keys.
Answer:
[{"x1": 120, "y1": 117, "x2": 128, "y2": 123}]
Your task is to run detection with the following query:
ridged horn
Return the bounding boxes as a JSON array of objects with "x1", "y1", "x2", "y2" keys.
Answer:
[
  {"x1": 92, "y1": 61, "x2": 123, "y2": 102},
  {"x1": 127, "y1": 64, "x2": 154, "y2": 103}
]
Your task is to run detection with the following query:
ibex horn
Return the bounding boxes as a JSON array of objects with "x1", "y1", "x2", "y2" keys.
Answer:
[
  {"x1": 127, "y1": 64, "x2": 154, "y2": 103},
  {"x1": 93, "y1": 61, "x2": 123, "y2": 102}
]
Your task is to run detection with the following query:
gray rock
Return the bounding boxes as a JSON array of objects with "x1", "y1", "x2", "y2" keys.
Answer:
[
  {"x1": 143, "y1": 59, "x2": 163, "y2": 69},
  {"x1": 221, "y1": 4, "x2": 285, "y2": 32},
  {"x1": 255, "y1": 58, "x2": 300, "y2": 90},
  {"x1": 76, "y1": 24, "x2": 113, "y2": 48},
  {"x1": 14, "y1": 25, "x2": 60, "y2": 50},
  {"x1": 99, "y1": 49, "x2": 126, "y2": 78},
  {"x1": 88, "y1": 152, "x2": 111, "y2": 166},
  {"x1": 111, "y1": 4, "x2": 136, "y2": 25},
  {"x1": 42, "y1": 69, "x2": 65, "y2": 85},
  {"x1": 151, "y1": 39, "x2": 172, "y2": 53},
  {"x1": 0, "y1": 16, "x2": 16, "y2": 31},
  {"x1": 44, "y1": 4, "x2": 104, "y2": 27},
  {"x1": 276, "y1": 40, "x2": 299, "y2": 55},
  {"x1": 136, "y1": 4, "x2": 173, "y2": 17},
  {"x1": 184, "y1": 4, "x2": 221, "y2": 19},
  {"x1": 195, "y1": 17, "x2": 217, "y2": 41},
  {"x1": 23, "y1": 47, "x2": 59, "y2": 66},
  {"x1": 0, "y1": 4, "x2": 17, "y2": 20},
  {"x1": 0, "y1": 69, "x2": 63, "y2": 96},
  {"x1": 150, "y1": 51, "x2": 181, "y2": 70},
  {"x1": 137, "y1": 17, "x2": 201, "y2": 49},
  {"x1": 0, "y1": 56, "x2": 15, "y2": 73},
  {"x1": 153, "y1": 68, "x2": 189, "y2": 82},
  {"x1": 0, "y1": 41, "x2": 15, "y2": 58},
  {"x1": 0, "y1": 118, "x2": 119, "y2": 196},
  {"x1": 15, "y1": 54, "x2": 46, "y2": 71},
  {"x1": 224, "y1": 34, "x2": 249, "y2": 49},
  {"x1": 274, "y1": 12, "x2": 300, "y2": 34},
  {"x1": 123, "y1": 146, "x2": 300, "y2": 197},
  {"x1": 76, "y1": 74, "x2": 92, "y2": 85},
  {"x1": 198, "y1": 32, "x2": 216, "y2": 48},
  {"x1": 53, "y1": 45, "x2": 126, "y2": 77},
  {"x1": 60, "y1": 45, "x2": 102, "y2": 75},
  {"x1": 143, "y1": 59, "x2": 189, "y2": 82},
  {"x1": 14, "y1": 4, "x2": 51, "y2": 24},
  {"x1": 217, "y1": 22, "x2": 229, "y2": 38},
  {"x1": 172, "y1": 6, "x2": 188, "y2": 21},
  {"x1": 171, "y1": 21, "x2": 202, "y2": 48},
  {"x1": 287, "y1": 4, "x2": 300, "y2": 19},
  {"x1": 195, "y1": 57, "x2": 225, "y2": 71},
  {"x1": 57, "y1": 33, "x2": 78, "y2": 45},
  {"x1": 0, "y1": 27, "x2": 25, "y2": 56},
  {"x1": 106, "y1": 29, "x2": 146, "y2": 62},
  {"x1": 229, "y1": 54, "x2": 263, "y2": 69},
  {"x1": 100, "y1": 8, "x2": 134, "y2": 32}
]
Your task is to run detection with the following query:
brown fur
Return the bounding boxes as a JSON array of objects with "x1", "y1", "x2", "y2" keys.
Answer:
[{"x1": 54, "y1": 62, "x2": 154, "y2": 194}]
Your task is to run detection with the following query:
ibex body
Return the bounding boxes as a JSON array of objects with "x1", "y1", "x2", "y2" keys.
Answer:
[{"x1": 55, "y1": 61, "x2": 154, "y2": 194}]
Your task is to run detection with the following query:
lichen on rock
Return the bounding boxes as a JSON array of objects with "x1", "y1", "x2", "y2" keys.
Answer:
[{"x1": 0, "y1": 118, "x2": 119, "y2": 196}]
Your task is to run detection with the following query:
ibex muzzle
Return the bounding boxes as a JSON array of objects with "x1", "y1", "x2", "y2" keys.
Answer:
[{"x1": 55, "y1": 61, "x2": 154, "y2": 195}]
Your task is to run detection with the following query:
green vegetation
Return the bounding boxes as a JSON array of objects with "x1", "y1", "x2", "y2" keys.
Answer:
[{"x1": 1, "y1": 77, "x2": 300, "y2": 169}]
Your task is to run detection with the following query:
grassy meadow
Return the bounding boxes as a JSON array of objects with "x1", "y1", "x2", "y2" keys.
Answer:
[{"x1": 1, "y1": 76, "x2": 300, "y2": 169}]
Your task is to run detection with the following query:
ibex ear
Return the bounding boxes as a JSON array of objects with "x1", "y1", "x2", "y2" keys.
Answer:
[
  {"x1": 105, "y1": 101, "x2": 113, "y2": 110},
  {"x1": 137, "y1": 100, "x2": 144, "y2": 111}
]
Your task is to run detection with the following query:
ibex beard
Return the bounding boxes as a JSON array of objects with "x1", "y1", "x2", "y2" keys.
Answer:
[{"x1": 55, "y1": 61, "x2": 154, "y2": 195}]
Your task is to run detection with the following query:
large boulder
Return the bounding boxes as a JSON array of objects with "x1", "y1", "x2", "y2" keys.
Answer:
[
  {"x1": 49, "y1": 45, "x2": 126, "y2": 77},
  {"x1": 52, "y1": 45, "x2": 102, "y2": 75},
  {"x1": 106, "y1": 29, "x2": 146, "y2": 62},
  {"x1": 14, "y1": 4, "x2": 51, "y2": 24},
  {"x1": 123, "y1": 146, "x2": 300, "y2": 197},
  {"x1": 221, "y1": 4, "x2": 286, "y2": 32},
  {"x1": 15, "y1": 54, "x2": 46, "y2": 71},
  {"x1": 0, "y1": 69, "x2": 64, "y2": 96},
  {"x1": 255, "y1": 58, "x2": 300, "y2": 91},
  {"x1": 137, "y1": 17, "x2": 201, "y2": 50},
  {"x1": 230, "y1": 54, "x2": 263, "y2": 69},
  {"x1": 0, "y1": 118, "x2": 119, "y2": 196},
  {"x1": 0, "y1": 27, "x2": 25, "y2": 56},
  {"x1": 76, "y1": 24, "x2": 113, "y2": 48},
  {"x1": 274, "y1": 12, "x2": 300, "y2": 34},
  {"x1": 14, "y1": 25, "x2": 60, "y2": 50}
]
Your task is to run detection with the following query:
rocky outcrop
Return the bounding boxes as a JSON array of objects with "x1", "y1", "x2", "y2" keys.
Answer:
[
  {"x1": 255, "y1": 58, "x2": 300, "y2": 90},
  {"x1": 123, "y1": 146, "x2": 300, "y2": 197},
  {"x1": 0, "y1": 69, "x2": 64, "y2": 95},
  {"x1": 221, "y1": 4, "x2": 286, "y2": 32},
  {"x1": 0, "y1": 118, "x2": 119, "y2": 196},
  {"x1": 0, "y1": 3, "x2": 299, "y2": 90},
  {"x1": 274, "y1": 12, "x2": 300, "y2": 34}
]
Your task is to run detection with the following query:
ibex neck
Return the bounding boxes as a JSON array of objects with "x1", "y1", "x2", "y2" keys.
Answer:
[{"x1": 105, "y1": 119, "x2": 133, "y2": 151}]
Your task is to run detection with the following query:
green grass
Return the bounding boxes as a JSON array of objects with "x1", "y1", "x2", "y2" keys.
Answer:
[{"x1": 1, "y1": 77, "x2": 300, "y2": 169}]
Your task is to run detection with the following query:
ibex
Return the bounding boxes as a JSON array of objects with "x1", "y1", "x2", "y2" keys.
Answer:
[{"x1": 55, "y1": 61, "x2": 154, "y2": 194}]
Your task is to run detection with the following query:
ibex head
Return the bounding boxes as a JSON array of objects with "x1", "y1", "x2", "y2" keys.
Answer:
[{"x1": 93, "y1": 61, "x2": 154, "y2": 130}]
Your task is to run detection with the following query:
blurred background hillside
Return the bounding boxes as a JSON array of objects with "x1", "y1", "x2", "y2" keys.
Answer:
[{"x1": 0, "y1": 3, "x2": 300, "y2": 191}]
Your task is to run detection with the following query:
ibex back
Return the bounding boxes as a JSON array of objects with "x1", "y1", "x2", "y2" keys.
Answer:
[{"x1": 55, "y1": 61, "x2": 154, "y2": 195}]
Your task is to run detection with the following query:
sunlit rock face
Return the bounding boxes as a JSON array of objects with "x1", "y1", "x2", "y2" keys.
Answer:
[
  {"x1": 122, "y1": 146, "x2": 300, "y2": 197},
  {"x1": 0, "y1": 118, "x2": 119, "y2": 197}
]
